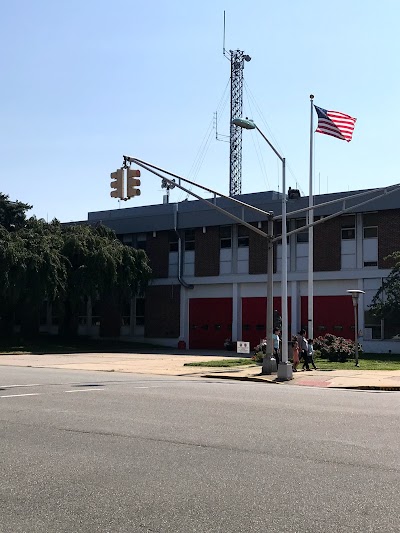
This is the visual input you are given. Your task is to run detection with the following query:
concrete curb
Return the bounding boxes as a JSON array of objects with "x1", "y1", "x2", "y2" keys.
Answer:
[
  {"x1": 203, "y1": 374, "x2": 282, "y2": 384},
  {"x1": 203, "y1": 373, "x2": 400, "y2": 390},
  {"x1": 330, "y1": 385, "x2": 400, "y2": 391}
]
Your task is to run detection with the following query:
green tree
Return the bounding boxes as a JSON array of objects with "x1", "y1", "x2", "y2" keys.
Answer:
[
  {"x1": 0, "y1": 193, "x2": 32, "y2": 231},
  {"x1": 0, "y1": 218, "x2": 68, "y2": 336},
  {"x1": 58, "y1": 223, "x2": 151, "y2": 336},
  {"x1": 369, "y1": 252, "x2": 400, "y2": 321},
  {"x1": 0, "y1": 194, "x2": 152, "y2": 337}
]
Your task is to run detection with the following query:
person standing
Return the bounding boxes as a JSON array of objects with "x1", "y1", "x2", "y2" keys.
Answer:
[
  {"x1": 307, "y1": 339, "x2": 318, "y2": 370},
  {"x1": 291, "y1": 336, "x2": 300, "y2": 372},
  {"x1": 298, "y1": 329, "x2": 311, "y2": 371},
  {"x1": 273, "y1": 327, "x2": 281, "y2": 365}
]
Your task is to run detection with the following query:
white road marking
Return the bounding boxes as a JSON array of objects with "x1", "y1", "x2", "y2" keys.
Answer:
[
  {"x1": 64, "y1": 389, "x2": 105, "y2": 393},
  {"x1": 0, "y1": 393, "x2": 41, "y2": 398},
  {"x1": 0, "y1": 383, "x2": 41, "y2": 389}
]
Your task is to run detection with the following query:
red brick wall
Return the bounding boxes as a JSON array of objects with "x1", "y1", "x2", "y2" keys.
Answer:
[
  {"x1": 249, "y1": 222, "x2": 269, "y2": 274},
  {"x1": 378, "y1": 210, "x2": 400, "y2": 268},
  {"x1": 144, "y1": 284, "x2": 180, "y2": 338},
  {"x1": 313, "y1": 217, "x2": 341, "y2": 271},
  {"x1": 145, "y1": 231, "x2": 169, "y2": 278},
  {"x1": 195, "y1": 226, "x2": 220, "y2": 277}
]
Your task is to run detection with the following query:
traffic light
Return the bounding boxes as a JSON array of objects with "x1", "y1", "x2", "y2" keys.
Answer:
[
  {"x1": 126, "y1": 169, "x2": 141, "y2": 198},
  {"x1": 110, "y1": 168, "x2": 124, "y2": 199}
]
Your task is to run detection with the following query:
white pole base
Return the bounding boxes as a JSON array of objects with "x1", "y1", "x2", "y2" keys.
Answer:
[
  {"x1": 261, "y1": 356, "x2": 277, "y2": 375},
  {"x1": 277, "y1": 362, "x2": 293, "y2": 381}
]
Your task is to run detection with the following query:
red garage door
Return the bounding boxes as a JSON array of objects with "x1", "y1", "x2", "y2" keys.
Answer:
[
  {"x1": 189, "y1": 298, "x2": 232, "y2": 349},
  {"x1": 301, "y1": 296, "x2": 354, "y2": 340},
  {"x1": 242, "y1": 297, "x2": 292, "y2": 350}
]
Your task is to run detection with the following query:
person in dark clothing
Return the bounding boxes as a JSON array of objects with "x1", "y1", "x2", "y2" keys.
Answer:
[{"x1": 298, "y1": 329, "x2": 311, "y2": 371}]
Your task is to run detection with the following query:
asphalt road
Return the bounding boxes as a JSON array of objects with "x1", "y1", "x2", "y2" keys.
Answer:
[{"x1": 1, "y1": 366, "x2": 399, "y2": 533}]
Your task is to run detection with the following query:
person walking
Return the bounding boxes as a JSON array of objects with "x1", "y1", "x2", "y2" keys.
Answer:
[
  {"x1": 291, "y1": 336, "x2": 300, "y2": 372},
  {"x1": 273, "y1": 327, "x2": 281, "y2": 365},
  {"x1": 307, "y1": 339, "x2": 318, "y2": 370},
  {"x1": 298, "y1": 329, "x2": 311, "y2": 371}
]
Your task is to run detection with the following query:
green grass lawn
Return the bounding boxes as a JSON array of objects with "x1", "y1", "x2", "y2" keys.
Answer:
[
  {"x1": 314, "y1": 355, "x2": 400, "y2": 371},
  {"x1": 184, "y1": 353, "x2": 400, "y2": 371}
]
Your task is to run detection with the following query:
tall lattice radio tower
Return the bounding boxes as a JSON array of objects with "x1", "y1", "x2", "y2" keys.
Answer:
[{"x1": 227, "y1": 49, "x2": 251, "y2": 196}]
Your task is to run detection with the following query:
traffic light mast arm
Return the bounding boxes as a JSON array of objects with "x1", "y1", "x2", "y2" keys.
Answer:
[
  {"x1": 273, "y1": 183, "x2": 400, "y2": 243},
  {"x1": 121, "y1": 155, "x2": 400, "y2": 243},
  {"x1": 122, "y1": 155, "x2": 270, "y2": 219},
  {"x1": 122, "y1": 156, "x2": 271, "y2": 239}
]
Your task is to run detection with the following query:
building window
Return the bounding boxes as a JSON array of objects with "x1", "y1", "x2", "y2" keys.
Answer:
[
  {"x1": 121, "y1": 300, "x2": 131, "y2": 327},
  {"x1": 341, "y1": 228, "x2": 355, "y2": 239},
  {"x1": 364, "y1": 310, "x2": 381, "y2": 339},
  {"x1": 296, "y1": 218, "x2": 308, "y2": 243},
  {"x1": 363, "y1": 227, "x2": 377, "y2": 239},
  {"x1": 384, "y1": 316, "x2": 400, "y2": 340},
  {"x1": 91, "y1": 300, "x2": 101, "y2": 327},
  {"x1": 363, "y1": 212, "x2": 378, "y2": 227},
  {"x1": 238, "y1": 225, "x2": 249, "y2": 247},
  {"x1": 122, "y1": 234, "x2": 133, "y2": 246},
  {"x1": 169, "y1": 231, "x2": 178, "y2": 252},
  {"x1": 220, "y1": 226, "x2": 232, "y2": 249},
  {"x1": 136, "y1": 298, "x2": 145, "y2": 326},
  {"x1": 136, "y1": 233, "x2": 147, "y2": 251},
  {"x1": 341, "y1": 216, "x2": 355, "y2": 240},
  {"x1": 362, "y1": 213, "x2": 378, "y2": 268},
  {"x1": 184, "y1": 229, "x2": 195, "y2": 251}
]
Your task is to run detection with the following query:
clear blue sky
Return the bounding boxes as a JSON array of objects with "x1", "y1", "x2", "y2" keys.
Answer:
[{"x1": 1, "y1": 0, "x2": 399, "y2": 222}]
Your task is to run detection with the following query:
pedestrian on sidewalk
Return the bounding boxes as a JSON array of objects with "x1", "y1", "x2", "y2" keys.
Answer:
[
  {"x1": 298, "y1": 329, "x2": 311, "y2": 371},
  {"x1": 273, "y1": 327, "x2": 281, "y2": 365},
  {"x1": 307, "y1": 339, "x2": 318, "y2": 370},
  {"x1": 291, "y1": 336, "x2": 300, "y2": 372}
]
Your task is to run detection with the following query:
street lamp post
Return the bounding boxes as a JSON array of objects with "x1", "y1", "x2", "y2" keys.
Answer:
[
  {"x1": 265, "y1": 212, "x2": 274, "y2": 373},
  {"x1": 232, "y1": 118, "x2": 292, "y2": 380},
  {"x1": 346, "y1": 289, "x2": 365, "y2": 367}
]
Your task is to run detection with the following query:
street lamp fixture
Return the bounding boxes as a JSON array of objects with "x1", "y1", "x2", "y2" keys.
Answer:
[
  {"x1": 346, "y1": 289, "x2": 365, "y2": 367},
  {"x1": 232, "y1": 117, "x2": 292, "y2": 381},
  {"x1": 232, "y1": 117, "x2": 255, "y2": 129}
]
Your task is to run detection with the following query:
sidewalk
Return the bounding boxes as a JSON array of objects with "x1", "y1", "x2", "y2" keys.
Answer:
[
  {"x1": 203, "y1": 365, "x2": 400, "y2": 390},
  {"x1": 1, "y1": 351, "x2": 400, "y2": 390}
]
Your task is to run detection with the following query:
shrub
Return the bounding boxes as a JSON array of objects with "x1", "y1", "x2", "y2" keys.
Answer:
[
  {"x1": 251, "y1": 351, "x2": 264, "y2": 363},
  {"x1": 313, "y1": 334, "x2": 362, "y2": 363}
]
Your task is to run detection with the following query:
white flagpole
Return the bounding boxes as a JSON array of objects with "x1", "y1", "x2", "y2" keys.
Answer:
[{"x1": 308, "y1": 95, "x2": 314, "y2": 340}]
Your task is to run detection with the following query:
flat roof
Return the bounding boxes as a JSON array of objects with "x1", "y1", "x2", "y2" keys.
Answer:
[{"x1": 86, "y1": 185, "x2": 400, "y2": 234}]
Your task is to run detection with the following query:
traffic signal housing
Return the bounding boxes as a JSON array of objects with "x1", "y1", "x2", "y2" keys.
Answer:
[
  {"x1": 110, "y1": 168, "x2": 124, "y2": 199},
  {"x1": 126, "y1": 169, "x2": 141, "y2": 198}
]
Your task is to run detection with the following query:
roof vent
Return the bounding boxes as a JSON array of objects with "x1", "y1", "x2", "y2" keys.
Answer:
[{"x1": 288, "y1": 187, "x2": 301, "y2": 199}]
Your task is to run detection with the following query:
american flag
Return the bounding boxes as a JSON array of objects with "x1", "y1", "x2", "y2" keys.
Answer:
[{"x1": 314, "y1": 105, "x2": 357, "y2": 142}]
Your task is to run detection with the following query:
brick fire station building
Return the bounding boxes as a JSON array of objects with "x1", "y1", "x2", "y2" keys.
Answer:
[{"x1": 75, "y1": 186, "x2": 400, "y2": 354}]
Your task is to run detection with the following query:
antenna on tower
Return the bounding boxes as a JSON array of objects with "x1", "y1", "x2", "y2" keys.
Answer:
[
  {"x1": 223, "y1": 11, "x2": 228, "y2": 58},
  {"x1": 214, "y1": 112, "x2": 229, "y2": 142}
]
